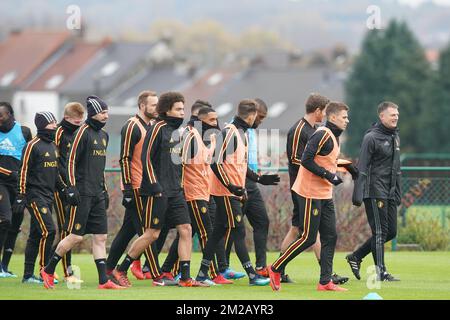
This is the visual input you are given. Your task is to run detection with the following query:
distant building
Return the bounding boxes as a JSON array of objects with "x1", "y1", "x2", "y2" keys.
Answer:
[
  {"x1": 0, "y1": 30, "x2": 72, "y2": 127},
  {"x1": 207, "y1": 63, "x2": 346, "y2": 164}
]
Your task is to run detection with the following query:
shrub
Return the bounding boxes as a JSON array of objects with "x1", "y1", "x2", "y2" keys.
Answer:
[{"x1": 397, "y1": 214, "x2": 450, "y2": 251}]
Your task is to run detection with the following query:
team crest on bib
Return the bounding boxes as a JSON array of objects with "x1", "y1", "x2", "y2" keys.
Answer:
[
  {"x1": 313, "y1": 209, "x2": 319, "y2": 216},
  {"x1": 378, "y1": 201, "x2": 384, "y2": 209},
  {"x1": 75, "y1": 223, "x2": 81, "y2": 231},
  {"x1": 201, "y1": 207, "x2": 207, "y2": 214},
  {"x1": 153, "y1": 218, "x2": 160, "y2": 225}
]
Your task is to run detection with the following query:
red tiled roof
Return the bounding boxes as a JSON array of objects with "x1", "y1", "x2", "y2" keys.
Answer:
[
  {"x1": 425, "y1": 49, "x2": 440, "y2": 63},
  {"x1": 26, "y1": 39, "x2": 110, "y2": 91},
  {"x1": 0, "y1": 30, "x2": 72, "y2": 87}
]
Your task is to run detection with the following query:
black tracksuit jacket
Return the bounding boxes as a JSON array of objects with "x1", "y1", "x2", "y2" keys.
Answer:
[
  {"x1": 286, "y1": 117, "x2": 316, "y2": 187},
  {"x1": 55, "y1": 119, "x2": 80, "y2": 185},
  {"x1": 210, "y1": 116, "x2": 259, "y2": 189},
  {"x1": 18, "y1": 135, "x2": 64, "y2": 204},
  {"x1": 301, "y1": 121, "x2": 343, "y2": 177},
  {"x1": 352, "y1": 122, "x2": 401, "y2": 204},
  {"x1": 140, "y1": 115, "x2": 184, "y2": 197},
  {"x1": 66, "y1": 119, "x2": 109, "y2": 196}
]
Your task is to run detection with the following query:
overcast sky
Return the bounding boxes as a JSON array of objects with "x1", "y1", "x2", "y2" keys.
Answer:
[{"x1": 0, "y1": 0, "x2": 449, "y2": 50}]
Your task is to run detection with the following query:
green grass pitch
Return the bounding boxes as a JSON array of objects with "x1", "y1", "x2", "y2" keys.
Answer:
[{"x1": 0, "y1": 252, "x2": 449, "y2": 300}]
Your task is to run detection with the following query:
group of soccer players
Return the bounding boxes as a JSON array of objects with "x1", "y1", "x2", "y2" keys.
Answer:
[{"x1": 0, "y1": 90, "x2": 399, "y2": 292}]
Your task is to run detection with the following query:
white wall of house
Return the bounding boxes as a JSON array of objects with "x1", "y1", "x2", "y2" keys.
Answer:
[{"x1": 12, "y1": 91, "x2": 60, "y2": 132}]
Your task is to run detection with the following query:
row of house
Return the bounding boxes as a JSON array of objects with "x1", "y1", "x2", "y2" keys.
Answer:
[{"x1": 0, "y1": 29, "x2": 346, "y2": 160}]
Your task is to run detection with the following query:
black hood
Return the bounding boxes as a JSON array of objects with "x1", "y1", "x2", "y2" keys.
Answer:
[
  {"x1": 232, "y1": 116, "x2": 251, "y2": 132},
  {"x1": 325, "y1": 121, "x2": 344, "y2": 138},
  {"x1": 60, "y1": 119, "x2": 81, "y2": 134},
  {"x1": 86, "y1": 117, "x2": 106, "y2": 131},
  {"x1": 373, "y1": 121, "x2": 398, "y2": 135},
  {"x1": 187, "y1": 115, "x2": 199, "y2": 127},
  {"x1": 158, "y1": 114, "x2": 184, "y2": 129}
]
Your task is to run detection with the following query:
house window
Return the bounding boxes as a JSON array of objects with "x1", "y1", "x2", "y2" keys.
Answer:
[{"x1": 0, "y1": 71, "x2": 17, "y2": 87}]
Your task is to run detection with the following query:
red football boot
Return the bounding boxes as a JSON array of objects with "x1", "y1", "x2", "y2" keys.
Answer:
[
  {"x1": 256, "y1": 267, "x2": 270, "y2": 278},
  {"x1": 130, "y1": 260, "x2": 145, "y2": 280},
  {"x1": 317, "y1": 281, "x2": 348, "y2": 292},
  {"x1": 98, "y1": 280, "x2": 126, "y2": 289},
  {"x1": 212, "y1": 274, "x2": 233, "y2": 285},
  {"x1": 268, "y1": 265, "x2": 281, "y2": 291},
  {"x1": 40, "y1": 269, "x2": 55, "y2": 290},
  {"x1": 111, "y1": 269, "x2": 132, "y2": 288},
  {"x1": 178, "y1": 278, "x2": 210, "y2": 287}
]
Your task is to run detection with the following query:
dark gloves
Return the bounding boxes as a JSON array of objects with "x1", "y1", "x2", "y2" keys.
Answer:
[
  {"x1": 241, "y1": 189, "x2": 248, "y2": 204},
  {"x1": 337, "y1": 160, "x2": 359, "y2": 180},
  {"x1": 66, "y1": 186, "x2": 80, "y2": 206},
  {"x1": 227, "y1": 184, "x2": 247, "y2": 197},
  {"x1": 148, "y1": 183, "x2": 164, "y2": 197},
  {"x1": 12, "y1": 194, "x2": 26, "y2": 214},
  {"x1": 395, "y1": 193, "x2": 402, "y2": 206},
  {"x1": 58, "y1": 187, "x2": 69, "y2": 203},
  {"x1": 352, "y1": 196, "x2": 363, "y2": 207},
  {"x1": 122, "y1": 186, "x2": 135, "y2": 209},
  {"x1": 257, "y1": 174, "x2": 280, "y2": 186},
  {"x1": 345, "y1": 164, "x2": 359, "y2": 180},
  {"x1": 8, "y1": 171, "x2": 18, "y2": 183},
  {"x1": 324, "y1": 171, "x2": 343, "y2": 186},
  {"x1": 104, "y1": 190, "x2": 109, "y2": 210}
]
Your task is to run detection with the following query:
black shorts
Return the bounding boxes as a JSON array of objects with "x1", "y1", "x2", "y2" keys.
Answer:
[
  {"x1": 142, "y1": 192, "x2": 190, "y2": 230},
  {"x1": 65, "y1": 194, "x2": 108, "y2": 236},
  {"x1": 213, "y1": 195, "x2": 245, "y2": 229},
  {"x1": 0, "y1": 184, "x2": 15, "y2": 224},
  {"x1": 291, "y1": 192, "x2": 322, "y2": 228}
]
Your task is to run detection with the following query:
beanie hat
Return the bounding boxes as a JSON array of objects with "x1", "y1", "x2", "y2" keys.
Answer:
[
  {"x1": 34, "y1": 111, "x2": 57, "y2": 130},
  {"x1": 86, "y1": 95, "x2": 108, "y2": 118}
]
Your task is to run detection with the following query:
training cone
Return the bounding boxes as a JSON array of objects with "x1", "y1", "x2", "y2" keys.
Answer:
[{"x1": 363, "y1": 292, "x2": 383, "y2": 300}]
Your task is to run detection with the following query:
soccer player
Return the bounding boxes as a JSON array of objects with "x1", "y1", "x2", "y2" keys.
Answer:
[
  {"x1": 0, "y1": 102, "x2": 32, "y2": 279},
  {"x1": 41, "y1": 96, "x2": 122, "y2": 290},
  {"x1": 160, "y1": 104, "x2": 232, "y2": 285},
  {"x1": 54, "y1": 102, "x2": 85, "y2": 283},
  {"x1": 224, "y1": 98, "x2": 280, "y2": 278},
  {"x1": 346, "y1": 102, "x2": 401, "y2": 282},
  {"x1": 13, "y1": 112, "x2": 65, "y2": 283},
  {"x1": 195, "y1": 99, "x2": 278, "y2": 286},
  {"x1": 106, "y1": 90, "x2": 168, "y2": 285},
  {"x1": 284, "y1": 93, "x2": 350, "y2": 285},
  {"x1": 269, "y1": 102, "x2": 353, "y2": 292},
  {"x1": 157, "y1": 100, "x2": 237, "y2": 281},
  {"x1": 112, "y1": 92, "x2": 206, "y2": 287}
]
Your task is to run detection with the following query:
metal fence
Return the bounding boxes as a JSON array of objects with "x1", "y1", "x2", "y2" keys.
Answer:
[{"x1": 13, "y1": 166, "x2": 450, "y2": 253}]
